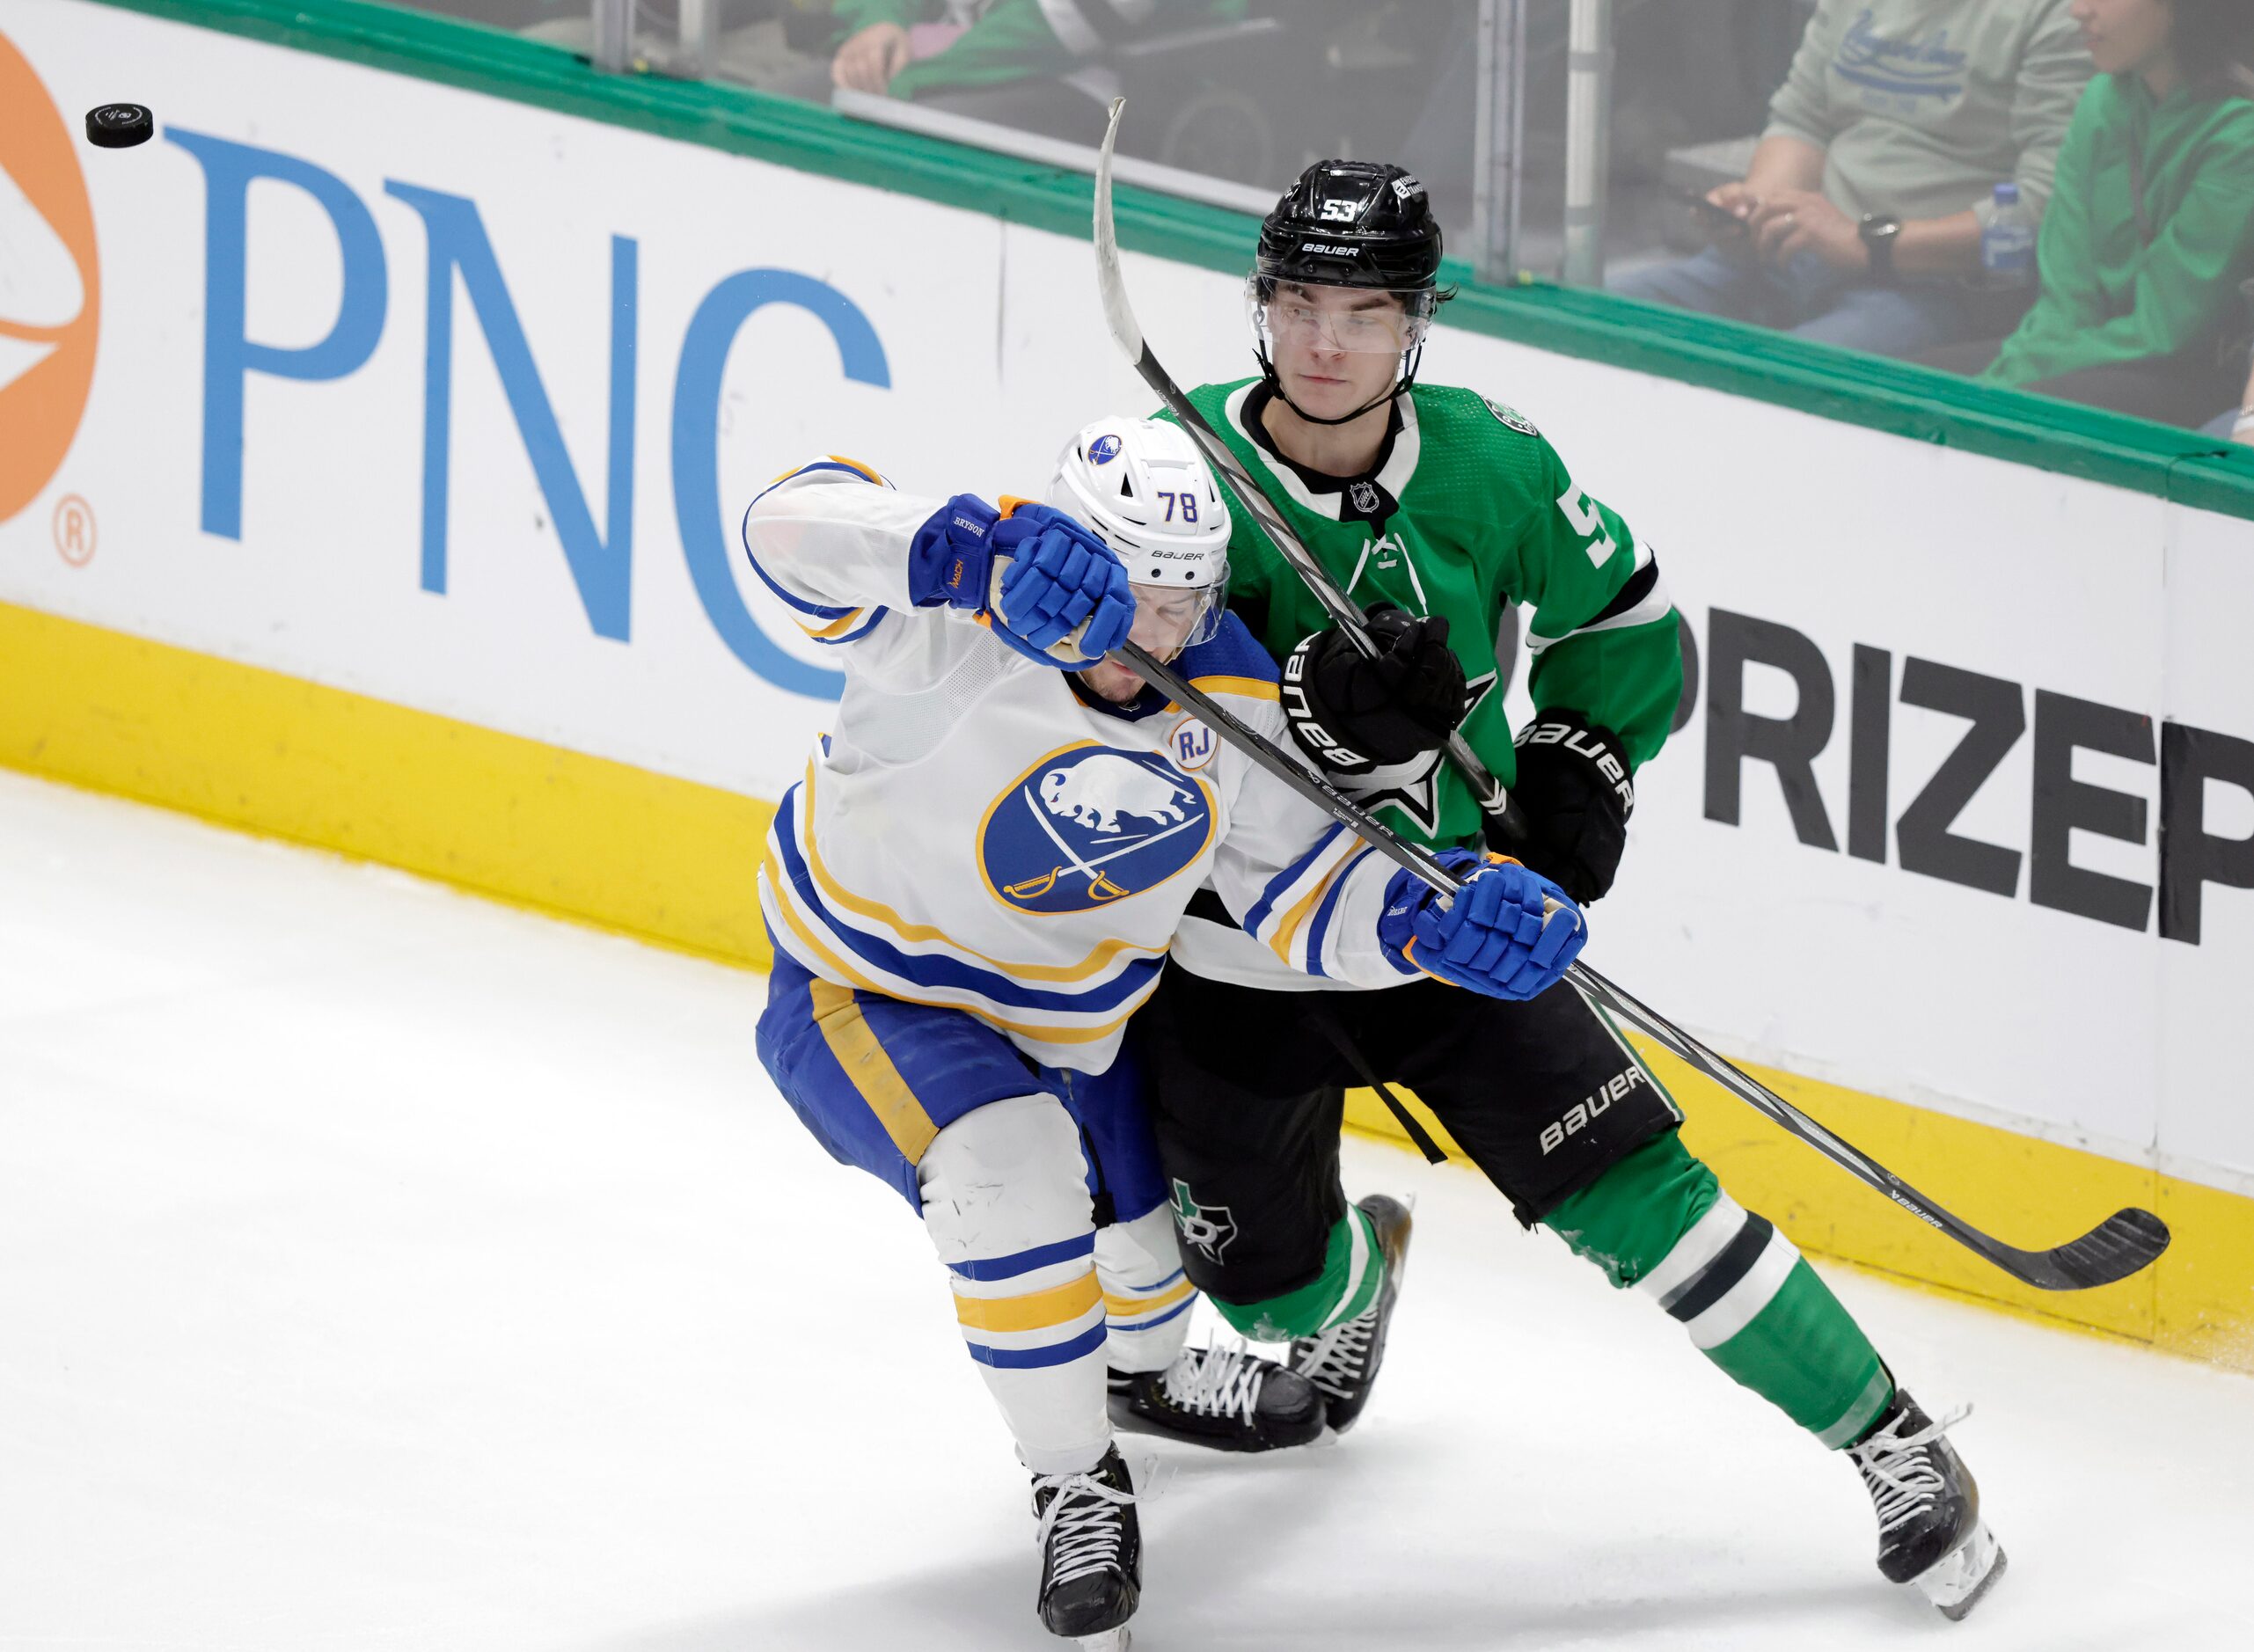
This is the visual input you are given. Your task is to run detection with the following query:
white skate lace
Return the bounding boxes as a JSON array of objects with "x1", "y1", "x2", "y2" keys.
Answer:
[
  {"x1": 1292, "y1": 1308, "x2": 1375, "y2": 1401},
  {"x1": 1160, "y1": 1341, "x2": 1267, "y2": 1426},
  {"x1": 1032, "y1": 1468, "x2": 1137, "y2": 1590},
  {"x1": 1848, "y1": 1403, "x2": 1971, "y2": 1536}
]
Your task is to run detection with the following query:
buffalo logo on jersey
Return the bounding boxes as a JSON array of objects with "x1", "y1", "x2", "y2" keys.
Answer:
[{"x1": 979, "y1": 745, "x2": 1217, "y2": 915}]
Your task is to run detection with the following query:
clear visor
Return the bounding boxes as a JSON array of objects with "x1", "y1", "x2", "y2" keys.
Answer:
[
  {"x1": 1247, "y1": 278, "x2": 1438, "y2": 355},
  {"x1": 1129, "y1": 576, "x2": 1226, "y2": 660}
]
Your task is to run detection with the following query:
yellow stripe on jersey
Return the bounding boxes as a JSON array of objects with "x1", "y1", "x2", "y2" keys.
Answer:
[
  {"x1": 1104, "y1": 1275, "x2": 1196, "y2": 1319},
  {"x1": 799, "y1": 607, "x2": 870, "y2": 640},
  {"x1": 762, "y1": 851, "x2": 1145, "y2": 1048},
  {"x1": 955, "y1": 1273, "x2": 1102, "y2": 1334},
  {"x1": 809, "y1": 978, "x2": 940, "y2": 1164},
  {"x1": 796, "y1": 761, "x2": 1171, "y2": 984},
  {"x1": 1265, "y1": 845, "x2": 1368, "y2": 969},
  {"x1": 824, "y1": 455, "x2": 887, "y2": 486}
]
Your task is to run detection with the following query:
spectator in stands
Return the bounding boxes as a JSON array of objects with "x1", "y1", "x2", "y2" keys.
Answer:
[
  {"x1": 1611, "y1": 0, "x2": 2090, "y2": 355},
  {"x1": 827, "y1": 1, "x2": 1241, "y2": 144},
  {"x1": 1940, "y1": 2, "x2": 2254, "y2": 427}
]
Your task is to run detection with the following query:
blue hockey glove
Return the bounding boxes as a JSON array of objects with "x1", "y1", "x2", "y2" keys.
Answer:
[
  {"x1": 908, "y1": 494, "x2": 1132, "y2": 669},
  {"x1": 1377, "y1": 848, "x2": 1586, "y2": 1000}
]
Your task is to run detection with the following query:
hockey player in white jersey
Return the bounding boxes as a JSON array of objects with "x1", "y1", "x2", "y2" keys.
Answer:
[{"x1": 745, "y1": 418, "x2": 1587, "y2": 1648}]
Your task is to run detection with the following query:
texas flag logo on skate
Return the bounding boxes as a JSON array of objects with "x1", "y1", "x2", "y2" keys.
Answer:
[{"x1": 978, "y1": 743, "x2": 1216, "y2": 916}]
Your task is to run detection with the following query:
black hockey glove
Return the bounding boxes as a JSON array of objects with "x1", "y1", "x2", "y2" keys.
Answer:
[
  {"x1": 1281, "y1": 605, "x2": 1468, "y2": 777},
  {"x1": 1502, "y1": 710, "x2": 1635, "y2": 904}
]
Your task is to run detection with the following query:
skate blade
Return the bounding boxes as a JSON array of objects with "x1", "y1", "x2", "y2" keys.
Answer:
[
  {"x1": 1913, "y1": 1518, "x2": 2006, "y2": 1621},
  {"x1": 1076, "y1": 1629, "x2": 1130, "y2": 1652}
]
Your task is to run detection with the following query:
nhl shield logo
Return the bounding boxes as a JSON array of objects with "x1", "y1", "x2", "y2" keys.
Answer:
[
  {"x1": 1170, "y1": 1179, "x2": 1238, "y2": 1262},
  {"x1": 1349, "y1": 480, "x2": 1381, "y2": 515},
  {"x1": 978, "y1": 744, "x2": 1217, "y2": 914}
]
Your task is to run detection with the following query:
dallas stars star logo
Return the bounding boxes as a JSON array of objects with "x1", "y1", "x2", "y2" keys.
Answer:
[
  {"x1": 1169, "y1": 1179, "x2": 1239, "y2": 1263},
  {"x1": 1347, "y1": 669, "x2": 1502, "y2": 836}
]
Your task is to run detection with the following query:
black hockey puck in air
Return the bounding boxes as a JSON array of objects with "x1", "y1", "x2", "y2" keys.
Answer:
[{"x1": 85, "y1": 104, "x2": 155, "y2": 148}]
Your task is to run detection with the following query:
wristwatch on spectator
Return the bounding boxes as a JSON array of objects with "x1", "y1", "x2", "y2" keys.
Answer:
[{"x1": 1859, "y1": 215, "x2": 1903, "y2": 278}]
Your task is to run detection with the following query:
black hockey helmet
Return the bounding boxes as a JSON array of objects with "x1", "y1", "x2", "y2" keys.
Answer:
[
  {"x1": 1254, "y1": 160, "x2": 1445, "y2": 295},
  {"x1": 1249, "y1": 160, "x2": 1448, "y2": 427}
]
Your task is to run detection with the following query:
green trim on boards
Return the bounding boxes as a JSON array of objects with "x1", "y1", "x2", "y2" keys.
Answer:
[{"x1": 77, "y1": 0, "x2": 2254, "y2": 518}]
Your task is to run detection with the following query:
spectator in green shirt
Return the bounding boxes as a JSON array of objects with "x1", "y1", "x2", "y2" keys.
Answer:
[
  {"x1": 1611, "y1": 0, "x2": 2091, "y2": 356},
  {"x1": 825, "y1": 0, "x2": 1244, "y2": 145},
  {"x1": 1963, "y1": 0, "x2": 2254, "y2": 425}
]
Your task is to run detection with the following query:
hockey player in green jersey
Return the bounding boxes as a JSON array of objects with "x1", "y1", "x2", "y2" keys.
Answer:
[{"x1": 1124, "y1": 159, "x2": 2007, "y2": 1620}]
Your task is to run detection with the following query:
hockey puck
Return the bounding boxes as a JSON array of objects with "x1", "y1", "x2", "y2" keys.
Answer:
[{"x1": 85, "y1": 104, "x2": 154, "y2": 149}]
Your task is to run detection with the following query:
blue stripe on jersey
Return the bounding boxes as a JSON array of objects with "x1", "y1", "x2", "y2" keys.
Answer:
[
  {"x1": 967, "y1": 1321, "x2": 1110, "y2": 1370},
  {"x1": 1300, "y1": 847, "x2": 1370, "y2": 981},
  {"x1": 948, "y1": 1233, "x2": 1098, "y2": 1282},
  {"x1": 1174, "y1": 612, "x2": 1283, "y2": 685},
  {"x1": 739, "y1": 460, "x2": 894, "y2": 620},
  {"x1": 772, "y1": 811, "x2": 1165, "y2": 1016},
  {"x1": 740, "y1": 510, "x2": 854, "y2": 619},
  {"x1": 1241, "y1": 822, "x2": 1347, "y2": 939},
  {"x1": 1109, "y1": 1295, "x2": 1195, "y2": 1333},
  {"x1": 820, "y1": 608, "x2": 889, "y2": 645}
]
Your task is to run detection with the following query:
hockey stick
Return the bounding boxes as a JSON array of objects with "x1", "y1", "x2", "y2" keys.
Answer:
[
  {"x1": 1092, "y1": 99, "x2": 1531, "y2": 847},
  {"x1": 1112, "y1": 640, "x2": 2170, "y2": 1292}
]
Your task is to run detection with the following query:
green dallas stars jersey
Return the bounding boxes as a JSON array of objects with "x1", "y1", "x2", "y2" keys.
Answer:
[{"x1": 1167, "y1": 378, "x2": 1681, "y2": 851}]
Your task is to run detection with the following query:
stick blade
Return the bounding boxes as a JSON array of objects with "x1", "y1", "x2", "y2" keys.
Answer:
[
  {"x1": 1092, "y1": 98, "x2": 1144, "y2": 360},
  {"x1": 2011, "y1": 1206, "x2": 2170, "y2": 1291}
]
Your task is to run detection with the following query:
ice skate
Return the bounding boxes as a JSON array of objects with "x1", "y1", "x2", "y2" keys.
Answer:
[
  {"x1": 1032, "y1": 1444, "x2": 1141, "y2": 1645},
  {"x1": 1109, "y1": 1341, "x2": 1323, "y2": 1452},
  {"x1": 1847, "y1": 1390, "x2": 2007, "y2": 1620},
  {"x1": 1290, "y1": 1194, "x2": 1412, "y2": 1432}
]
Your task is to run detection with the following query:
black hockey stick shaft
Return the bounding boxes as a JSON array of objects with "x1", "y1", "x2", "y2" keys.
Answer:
[
  {"x1": 1116, "y1": 642, "x2": 1464, "y2": 898},
  {"x1": 1115, "y1": 642, "x2": 2170, "y2": 1292},
  {"x1": 1093, "y1": 99, "x2": 1531, "y2": 846}
]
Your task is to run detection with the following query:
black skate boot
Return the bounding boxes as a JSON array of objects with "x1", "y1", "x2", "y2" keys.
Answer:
[
  {"x1": 1289, "y1": 1194, "x2": 1411, "y2": 1433},
  {"x1": 1847, "y1": 1390, "x2": 2007, "y2": 1620},
  {"x1": 1108, "y1": 1342, "x2": 1324, "y2": 1451},
  {"x1": 1031, "y1": 1444, "x2": 1140, "y2": 1649}
]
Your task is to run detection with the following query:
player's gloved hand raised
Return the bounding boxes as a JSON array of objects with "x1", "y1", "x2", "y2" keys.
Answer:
[
  {"x1": 1377, "y1": 848, "x2": 1585, "y2": 1000},
  {"x1": 1283, "y1": 604, "x2": 1467, "y2": 776},
  {"x1": 909, "y1": 494, "x2": 1134, "y2": 669},
  {"x1": 1498, "y1": 710, "x2": 1634, "y2": 903}
]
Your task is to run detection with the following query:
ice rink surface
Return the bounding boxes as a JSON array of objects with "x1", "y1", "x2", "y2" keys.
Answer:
[{"x1": 4, "y1": 769, "x2": 2250, "y2": 1652}]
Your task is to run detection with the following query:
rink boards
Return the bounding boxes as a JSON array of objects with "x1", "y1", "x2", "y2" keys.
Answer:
[{"x1": 4, "y1": 0, "x2": 2253, "y2": 1367}]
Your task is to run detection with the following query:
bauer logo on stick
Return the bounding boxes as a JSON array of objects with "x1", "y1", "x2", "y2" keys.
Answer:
[{"x1": 977, "y1": 745, "x2": 1216, "y2": 915}]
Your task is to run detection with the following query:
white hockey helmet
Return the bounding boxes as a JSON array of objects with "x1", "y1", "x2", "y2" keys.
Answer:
[{"x1": 1048, "y1": 417, "x2": 1232, "y2": 648}]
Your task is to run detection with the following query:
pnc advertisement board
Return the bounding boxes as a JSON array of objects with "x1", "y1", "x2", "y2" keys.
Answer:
[{"x1": 4, "y1": 0, "x2": 2253, "y2": 1193}]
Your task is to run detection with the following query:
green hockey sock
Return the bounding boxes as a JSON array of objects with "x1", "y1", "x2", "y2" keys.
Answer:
[
  {"x1": 1545, "y1": 1134, "x2": 1893, "y2": 1449},
  {"x1": 1202, "y1": 1202, "x2": 1384, "y2": 1341}
]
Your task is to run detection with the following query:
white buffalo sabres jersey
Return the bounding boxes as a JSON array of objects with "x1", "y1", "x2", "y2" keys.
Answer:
[{"x1": 743, "y1": 459, "x2": 1416, "y2": 1072}]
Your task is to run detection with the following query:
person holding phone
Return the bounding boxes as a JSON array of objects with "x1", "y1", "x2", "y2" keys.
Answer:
[
  {"x1": 1613, "y1": 0, "x2": 2090, "y2": 357},
  {"x1": 1931, "y1": 0, "x2": 2254, "y2": 428}
]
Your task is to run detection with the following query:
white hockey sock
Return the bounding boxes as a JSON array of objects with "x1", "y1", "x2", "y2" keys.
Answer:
[
  {"x1": 1095, "y1": 1202, "x2": 1197, "y2": 1374},
  {"x1": 919, "y1": 1094, "x2": 1111, "y2": 1475}
]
